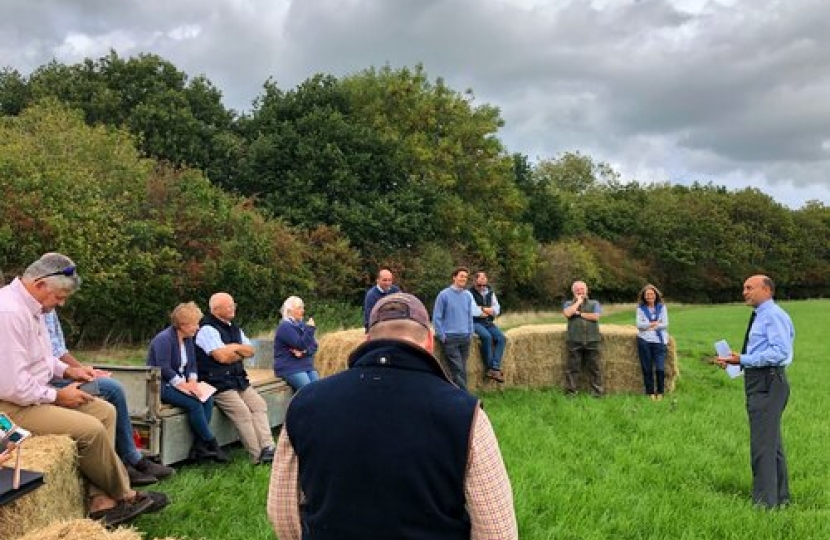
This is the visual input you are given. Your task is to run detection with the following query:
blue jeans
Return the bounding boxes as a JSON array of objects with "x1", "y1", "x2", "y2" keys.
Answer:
[
  {"x1": 160, "y1": 383, "x2": 216, "y2": 442},
  {"x1": 637, "y1": 338, "x2": 667, "y2": 395},
  {"x1": 473, "y1": 322, "x2": 506, "y2": 370},
  {"x1": 442, "y1": 336, "x2": 471, "y2": 390},
  {"x1": 283, "y1": 370, "x2": 320, "y2": 392},
  {"x1": 52, "y1": 376, "x2": 142, "y2": 465}
]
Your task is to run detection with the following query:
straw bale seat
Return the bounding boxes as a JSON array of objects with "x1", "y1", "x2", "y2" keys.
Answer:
[
  {"x1": 0, "y1": 435, "x2": 84, "y2": 539},
  {"x1": 16, "y1": 518, "x2": 181, "y2": 540},
  {"x1": 316, "y1": 323, "x2": 678, "y2": 394}
]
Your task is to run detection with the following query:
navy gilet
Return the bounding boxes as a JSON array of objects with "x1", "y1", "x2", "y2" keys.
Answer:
[
  {"x1": 195, "y1": 313, "x2": 250, "y2": 392},
  {"x1": 286, "y1": 339, "x2": 478, "y2": 540}
]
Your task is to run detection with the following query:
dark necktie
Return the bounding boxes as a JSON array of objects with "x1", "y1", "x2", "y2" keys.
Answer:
[{"x1": 740, "y1": 310, "x2": 757, "y2": 354}]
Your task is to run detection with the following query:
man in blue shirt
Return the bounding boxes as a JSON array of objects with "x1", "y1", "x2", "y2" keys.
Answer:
[
  {"x1": 717, "y1": 275, "x2": 794, "y2": 508},
  {"x1": 433, "y1": 267, "x2": 478, "y2": 390},
  {"x1": 46, "y1": 311, "x2": 175, "y2": 486}
]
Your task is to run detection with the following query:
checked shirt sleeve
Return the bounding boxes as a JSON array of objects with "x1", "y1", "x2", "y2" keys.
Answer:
[
  {"x1": 466, "y1": 406, "x2": 518, "y2": 540},
  {"x1": 267, "y1": 425, "x2": 303, "y2": 540}
]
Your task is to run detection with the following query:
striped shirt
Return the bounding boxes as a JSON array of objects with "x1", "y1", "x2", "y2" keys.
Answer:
[{"x1": 267, "y1": 405, "x2": 518, "y2": 540}]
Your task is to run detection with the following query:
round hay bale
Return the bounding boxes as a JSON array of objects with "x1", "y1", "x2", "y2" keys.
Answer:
[
  {"x1": 0, "y1": 435, "x2": 84, "y2": 539},
  {"x1": 311, "y1": 324, "x2": 678, "y2": 395}
]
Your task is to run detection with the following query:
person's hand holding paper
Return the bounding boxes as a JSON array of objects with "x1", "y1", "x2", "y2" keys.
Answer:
[{"x1": 714, "y1": 339, "x2": 742, "y2": 378}]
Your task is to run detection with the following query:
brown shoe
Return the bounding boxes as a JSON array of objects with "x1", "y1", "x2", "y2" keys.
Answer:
[
  {"x1": 89, "y1": 492, "x2": 154, "y2": 527},
  {"x1": 485, "y1": 369, "x2": 505, "y2": 383}
]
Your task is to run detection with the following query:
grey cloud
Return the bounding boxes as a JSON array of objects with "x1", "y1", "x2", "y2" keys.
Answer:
[{"x1": 1, "y1": 0, "x2": 829, "y2": 206}]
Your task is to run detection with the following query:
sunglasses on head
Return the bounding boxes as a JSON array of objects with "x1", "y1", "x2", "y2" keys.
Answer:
[{"x1": 34, "y1": 265, "x2": 76, "y2": 282}]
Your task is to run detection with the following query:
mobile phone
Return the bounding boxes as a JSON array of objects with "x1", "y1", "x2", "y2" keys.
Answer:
[
  {"x1": 0, "y1": 413, "x2": 13, "y2": 432},
  {"x1": 0, "y1": 413, "x2": 31, "y2": 445},
  {"x1": 78, "y1": 379, "x2": 101, "y2": 396},
  {"x1": 6, "y1": 426, "x2": 30, "y2": 444}
]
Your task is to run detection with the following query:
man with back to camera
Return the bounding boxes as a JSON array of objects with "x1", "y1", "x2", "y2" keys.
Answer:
[
  {"x1": 469, "y1": 271, "x2": 507, "y2": 383},
  {"x1": 0, "y1": 252, "x2": 167, "y2": 526},
  {"x1": 195, "y1": 292, "x2": 276, "y2": 464},
  {"x1": 362, "y1": 267, "x2": 401, "y2": 331},
  {"x1": 267, "y1": 292, "x2": 518, "y2": 540},
  {"x1": 716, "y1": 275, "x2": 794, "y2": 508},
  {"x1": 562, "y1": 280, "x2": 604, "y2": 397}
]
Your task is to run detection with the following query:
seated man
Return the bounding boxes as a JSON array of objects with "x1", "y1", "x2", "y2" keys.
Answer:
[
  {"x1": 0, "y1": 253, "x2": 167, "y2": 526},
  {"x1": 195, "y1": 292, "x2": 276, "y2": 464},
  {"x1": 45, "y1": 311, "x2": 175, "y2": 485},
  {"x1": 470, "y1": 271, "x2": 507, "y2": 383}
]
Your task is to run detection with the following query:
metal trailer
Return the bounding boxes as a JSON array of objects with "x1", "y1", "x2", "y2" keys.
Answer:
[{"x1": 99, "y1": 339, "x2": 291, "y2": 465}]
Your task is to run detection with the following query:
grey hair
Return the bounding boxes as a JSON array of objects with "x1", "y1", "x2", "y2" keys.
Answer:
[
  {"x1": 280, "y1": 296, "x2": 304, "y2": 321},
  {"x1": 22, "y1": 252, "x2": 82, "y2": 292}
]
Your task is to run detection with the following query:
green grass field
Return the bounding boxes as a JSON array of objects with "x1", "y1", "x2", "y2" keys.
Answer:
[{"x1": 131, "y1": 300, "x2": 830, "y2": 539}]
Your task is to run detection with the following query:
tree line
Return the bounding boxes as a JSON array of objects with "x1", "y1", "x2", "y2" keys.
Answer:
[{"x1": 1, "y1": 52, "x2": 827, "y2": 342}]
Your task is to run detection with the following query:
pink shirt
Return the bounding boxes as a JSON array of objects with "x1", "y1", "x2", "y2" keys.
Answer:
[
  {"x1": 0, "y1": 278, "x2": 67, "y2": 405},
  {"x1": 267, "y1": 404, "x2": 518, "y2": 540}
]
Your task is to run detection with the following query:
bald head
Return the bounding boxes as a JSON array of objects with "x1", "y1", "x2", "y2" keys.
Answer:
[
  {"x1": 742, "y1": 275, "x2": 774, "y2": 308},
  {"x1": 209, "y1": 292, "x2": 237, "y2": 322}
]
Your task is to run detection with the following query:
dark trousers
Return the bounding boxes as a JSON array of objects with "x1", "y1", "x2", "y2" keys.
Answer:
[
  {"x1": 565, "y1": 341, "x2": 603, "y2": 396},
  {"x1": 636, "y1": 338, "x2": 667, "y2": 395},
  {"x1": 744, "y1": 367, "x2": 790, "y2": 507},
  {"x1": 473, "y1": 322, "x2": 506, "y2": 370},
  {"x1": 442, "y1": 336, "x2": 471, "y2": 390}
]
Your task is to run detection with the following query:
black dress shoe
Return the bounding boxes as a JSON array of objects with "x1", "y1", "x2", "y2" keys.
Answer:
[
  {"x1": 258, "y1": 446, "x2": 276, "y2": 464},
  {"x1": 127, "y1": 463, "x2": 157, "y2": 486},
  {"x1": 135, "y1": 457, "x2": 176, "y2": 480},
  {"x1": 206, "y1": 438, "x2": 230, "y2": 463}
]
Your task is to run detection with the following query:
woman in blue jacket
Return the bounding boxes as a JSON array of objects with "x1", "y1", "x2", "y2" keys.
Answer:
[
  {"x1": 635, "y1": 284, "x2": 669, "y2": 401},
  {"x1": 273, "y1": 296, "x2": 319, "y2": 391},
  {"x1": 147, "y1": 302, "x2": 228, "y2": 462}
]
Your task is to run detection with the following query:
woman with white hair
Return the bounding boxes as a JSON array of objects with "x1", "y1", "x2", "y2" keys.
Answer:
[{"x1": 273, "y1": 296, "x2": 319, "y2": 391}]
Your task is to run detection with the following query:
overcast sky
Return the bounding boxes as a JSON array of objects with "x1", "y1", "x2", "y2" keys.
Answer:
[{"x1": 2, "y1": 0, "x2": 829, "y2": 208}]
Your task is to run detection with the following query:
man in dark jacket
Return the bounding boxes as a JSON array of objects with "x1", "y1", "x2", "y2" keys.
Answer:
[
  {"x1": 362, "y1": 267, "x2": 401, "y2": 331},
  {"x1": 268, "y1": 293, "x2": 517, "y2": 540},
  {"x1": 195, "y1": 292, "x2": 275, "y2": 464}
]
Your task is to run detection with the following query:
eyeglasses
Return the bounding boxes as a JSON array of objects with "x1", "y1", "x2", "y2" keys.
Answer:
[{"x1": 34, "y1": 265, "x2": 76, "y2": 282}]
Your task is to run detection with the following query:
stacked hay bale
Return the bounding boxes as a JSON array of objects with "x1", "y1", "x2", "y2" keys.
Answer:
[
  {"x1": 315, "y1": 328, "x2": 365, "y2": 376},
  {"x1": 0, "y1": 435, "x2": 84, "y2": 539},
  {"x1": 315, "y1": 324, "x2": 678, "y2": 394},
  {"x1": 16, "y1": 518, "x2": 181, "y2": 540}
]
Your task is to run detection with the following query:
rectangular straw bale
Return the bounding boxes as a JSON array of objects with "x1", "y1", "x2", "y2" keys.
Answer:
[
  {"x1": 501, "y1": 324, "x2": 568, "y2": 389},
  {"x1": 316, "y1": 329, "x2": 366, "y2": 377},
  {"x1": 312, "y1": 323, "x2": 677, "y2": 395},
  {"x1": 16, "y1": 518, "x2": 144, "y2": 540},
  {"x1": 0, "y1": 435, "x2": 84, "y2": 540}
]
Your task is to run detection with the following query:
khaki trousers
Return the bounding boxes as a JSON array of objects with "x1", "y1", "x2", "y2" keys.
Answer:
[
  {"x1": 213, "y1": 386, "x2": 275, "y2": 462},
  {"x1": 0, "y1": 398, "x2": 130, "y2": 500}
]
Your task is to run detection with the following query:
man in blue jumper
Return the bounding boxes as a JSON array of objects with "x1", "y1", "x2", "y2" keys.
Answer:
[
  {"x1": 433, "y1": 267, "x2": 478, "y2": 390},
  {"x1": 362, "y1": 267, "x2": 400, "y2": 332}
]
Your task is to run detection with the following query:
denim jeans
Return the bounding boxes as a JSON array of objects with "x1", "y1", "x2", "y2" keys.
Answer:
[
  {"x1": 52, "y1": 376, "x2": 142, "y2": 466},
  {"x1": 473, "y1": 322, "x2": 506, "y2": 370},
  {"x1": 283, "y1": 370, "x2": 320, "y2": 392},
  {"x1": 636, "y1": 338, "x2": 667, "y2": 395},
  {"x1": 160, "y1": 383, "x2": 216, "y2": 442}
]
